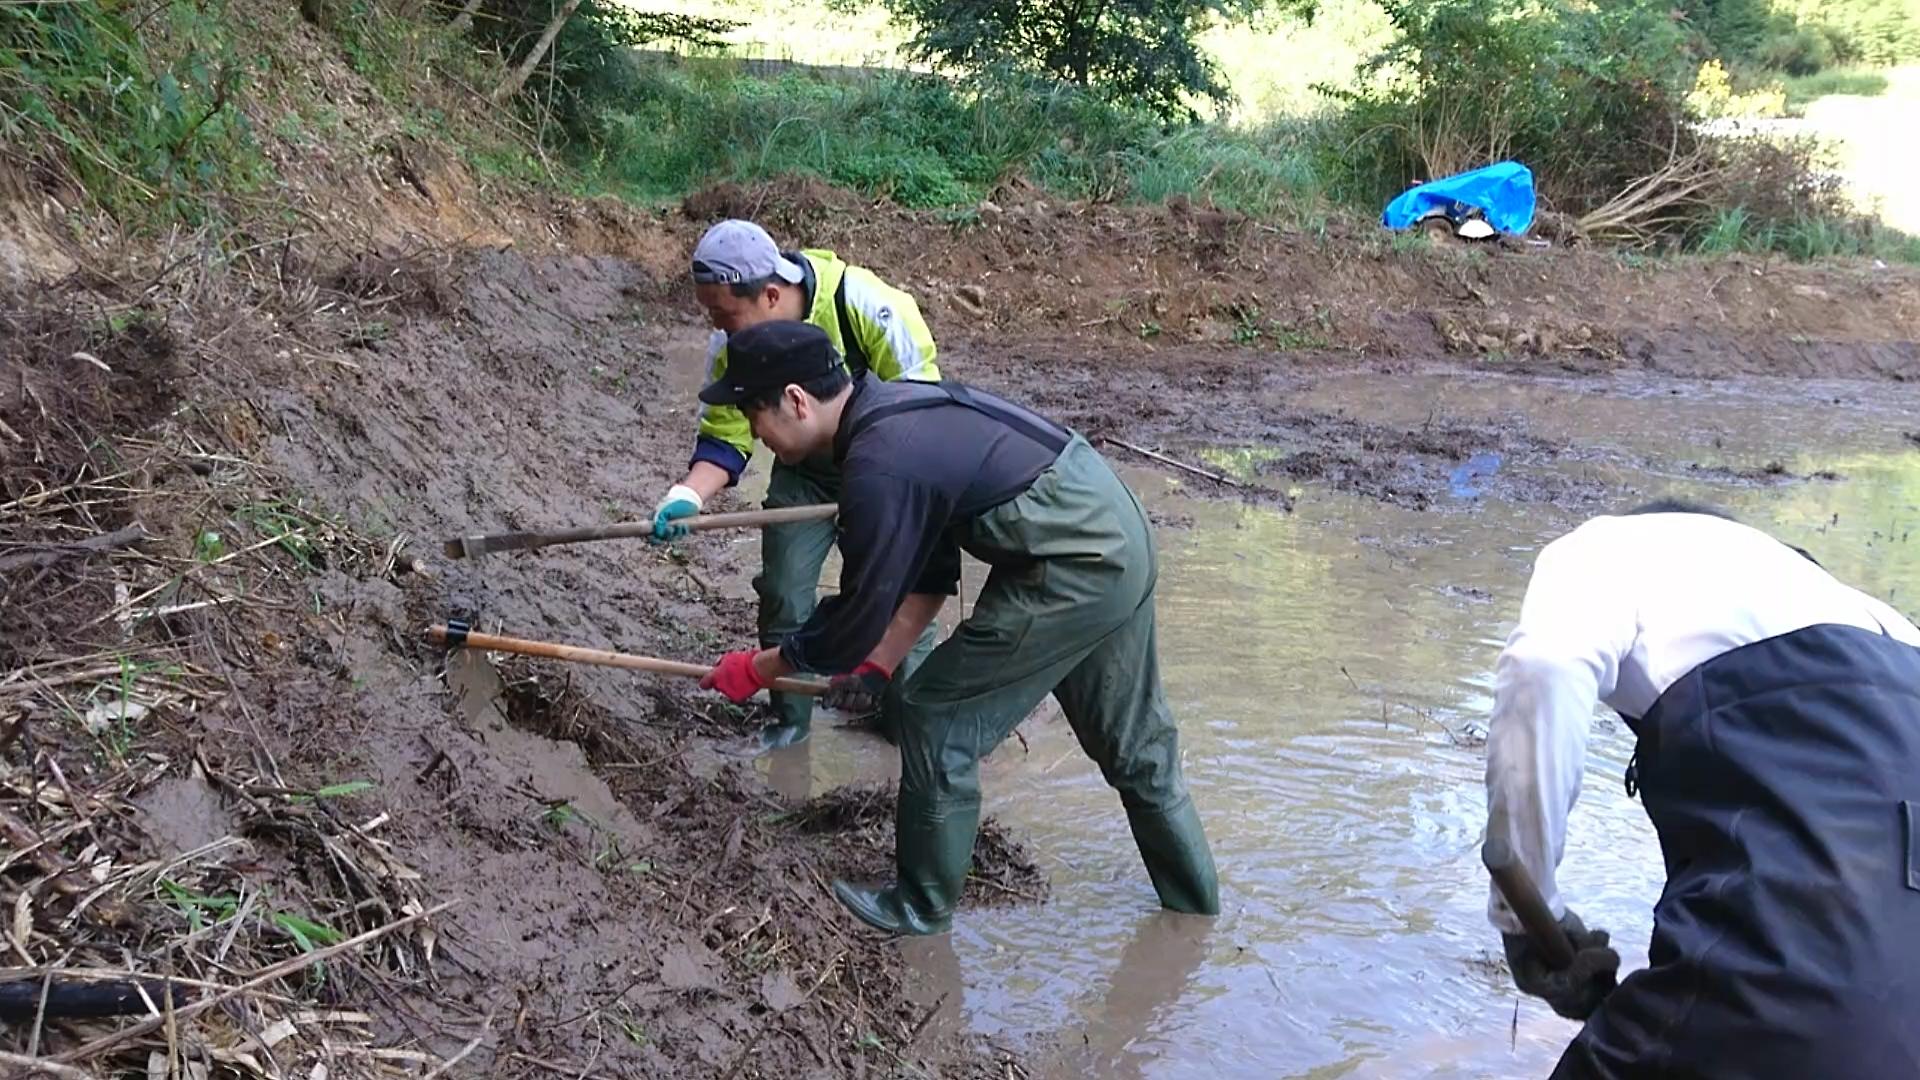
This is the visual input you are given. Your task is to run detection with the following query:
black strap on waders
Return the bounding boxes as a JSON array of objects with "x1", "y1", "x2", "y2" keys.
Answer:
[
  {"x1": 846, "y1": 382, "x2": 1070, "y2": 456},
  {"x1": 832, "y1": 273, "x2": 872, "y2": 381}
]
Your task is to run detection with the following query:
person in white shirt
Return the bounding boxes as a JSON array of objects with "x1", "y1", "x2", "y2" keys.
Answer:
[{"x1": 1483, "y1": 498, "x2": 1920, "y2": 1078}]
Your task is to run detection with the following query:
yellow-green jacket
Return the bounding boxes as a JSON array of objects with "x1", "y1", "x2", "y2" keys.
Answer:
[{"x1": 691, "y1": 249, "x2": 939, "y2": 482}]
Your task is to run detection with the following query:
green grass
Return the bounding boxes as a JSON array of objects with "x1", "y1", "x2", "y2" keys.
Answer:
[
  {"x1": 1695, "y1": 205, "x2": 1920, "y2": 262},
  {"x1": 573, "y1": 59, "x2": 1335, "y2": 218},
  {"x1": 0, "y1": 0, "x2": 270, "y2": 231},
  {"x1": 1783, "y1": 65, "x2": 1891, "y2": 108}
]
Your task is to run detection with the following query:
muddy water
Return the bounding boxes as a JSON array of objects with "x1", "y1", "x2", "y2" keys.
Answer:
[{"x1": 717, "y1": 367, "x2": 1920, "y2": 1079}]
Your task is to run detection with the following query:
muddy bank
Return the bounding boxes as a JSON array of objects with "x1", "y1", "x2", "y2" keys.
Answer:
[
  {"x1": 660, "y1": 179, "x2": 1920, "y2": 382},
  {"x1": 0, "y1": 253, "x2": 1037, "y2": 1077},
  {"x1": 232, "y1": 249, "x2": 1050, "y2": 1074}
]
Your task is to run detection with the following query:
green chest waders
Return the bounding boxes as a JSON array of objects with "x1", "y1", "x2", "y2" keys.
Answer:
[{"x1": 825, "y1": 386, "x2": 1220, "y2": 934}]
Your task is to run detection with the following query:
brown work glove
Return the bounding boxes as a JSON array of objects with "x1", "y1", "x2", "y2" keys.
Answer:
[
  {"x1": 820, "y1": 661, "x2": 890, "y2": 716},
  {"x1": 1503, "y1": 909, "x2": 1620, "y2": 1020}
]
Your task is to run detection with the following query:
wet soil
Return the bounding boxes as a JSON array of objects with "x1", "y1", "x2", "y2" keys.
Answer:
[
  {"x1": 947, "y1": 342, "x2": 1614, "y2": 511},
  {"x1": 230, "y1": 252, "x2": 1035, "y2": 1075},
  {"x1": 0, "y1": 290, "x2": 185, "y2": 662},
  {"x1": 5, "y1": 177, "x2": 1919, "y2": 1076}
]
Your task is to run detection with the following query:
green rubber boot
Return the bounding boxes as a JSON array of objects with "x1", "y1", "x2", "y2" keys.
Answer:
[
  {"x1": 1125, "y1": 796, "x2": 1221, "y2": 916},
  {"x1": 755, "y1": 709, "x2": 811, "y2": 751},
  {"x1": 832, "y1": 793, "x2": 977, "y2": 936}
]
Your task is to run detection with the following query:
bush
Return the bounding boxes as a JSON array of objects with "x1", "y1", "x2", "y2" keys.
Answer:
[
  {"x1": 1754, "y1": 25, "x2": 1837, "y2": 75},
  {"x1": 1673, "y1": 134, "x2": 1919, "y2": 262},
  {"x1": 1325, "y1": 0, "x2": 1700, "y2": 213}
]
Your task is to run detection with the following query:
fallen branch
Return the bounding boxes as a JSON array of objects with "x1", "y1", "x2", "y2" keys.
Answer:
[
  {"x1": 55, "y1": 901, "x2": 456, "y2": 1064},
  {"x1": 1100, "y1": 437, "x2": 1245, "y2": 488},
  {"x1": 1575, "y1": 129, "x2": 1715, "y2": 245},
  {"x1": 0, "y1": 524, "x2": 149, "y2": 572},
  {"x1": 0, "y1": 1050, "x2": 95, "y2": 1080}
]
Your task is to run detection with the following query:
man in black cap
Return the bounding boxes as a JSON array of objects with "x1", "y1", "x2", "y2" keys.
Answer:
[
  {"x1": 653, "y1": 218, "x2": 942, "y2": 748},
  {"x1": 697, "y1": 319, "x2": 1220, "y2": 936},
  {"x1": 1483, "y1": 498, "x2": 1920, "y2": 1077}
]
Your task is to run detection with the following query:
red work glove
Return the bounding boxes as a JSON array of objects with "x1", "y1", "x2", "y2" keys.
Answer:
[{"x1": 701, "y1": 650, "x2": 771, "y2": 703}]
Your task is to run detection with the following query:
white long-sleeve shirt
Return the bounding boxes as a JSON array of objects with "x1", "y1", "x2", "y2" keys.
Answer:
[{"x1": 1483, "y1": 511, "x2": 1920, "y2": 934}]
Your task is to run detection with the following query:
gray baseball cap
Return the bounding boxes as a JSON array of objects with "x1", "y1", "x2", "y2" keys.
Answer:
[{"x1": 690, "y1": 219, "x2": 804, "y2": 286}]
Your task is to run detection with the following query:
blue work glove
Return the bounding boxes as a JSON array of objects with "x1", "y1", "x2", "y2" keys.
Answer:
[{"x1": 650, "y1": 484, "x2": 702, "y2": 543}]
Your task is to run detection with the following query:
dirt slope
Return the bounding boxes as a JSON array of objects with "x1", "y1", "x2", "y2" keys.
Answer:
[{"x1": 1, "y1": 251, "x2": 1041, "y2": 1078}]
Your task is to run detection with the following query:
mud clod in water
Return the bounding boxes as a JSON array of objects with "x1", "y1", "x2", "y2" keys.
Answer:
[{"x1": 787, "y1": 783, "x2": 1050, "y2": 906}]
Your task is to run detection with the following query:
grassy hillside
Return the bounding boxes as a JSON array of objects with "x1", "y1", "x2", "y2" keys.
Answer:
[{"x1": 1, "y1": 0, "x2": 1915, "y2": 265}]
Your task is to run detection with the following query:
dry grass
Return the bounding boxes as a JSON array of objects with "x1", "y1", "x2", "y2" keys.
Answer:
[{"x1": 0, "y1": 257, "x2": 470, "y2": 1078}]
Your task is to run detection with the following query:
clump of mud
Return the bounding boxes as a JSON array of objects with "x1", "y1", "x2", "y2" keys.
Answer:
[
  {"x1": 1, "y1": 288, "x2": 185, "y2": 663},
  {"x1": 1260, "y1": 413, "x2": 1534, "y2": 510},
  {"x1": 682, "y1": 177, "x2": 867, "y2": 240},
  {"x1": 1686, "y1": 459, "x2": 1845, "y2": 484},
  {"x1": 787, "y1": 783, "x2": 1050, "y2": 906},
  {"x1": 0, "y1": 288, "x2": 181, "y2": 485},
  {"x1": 328, "y1": 249, "x2": 458, "y2": 316}
]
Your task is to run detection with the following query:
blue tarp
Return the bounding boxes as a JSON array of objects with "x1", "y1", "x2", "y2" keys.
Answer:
[{"x1": 1382, "y1": 161, "x2": 1536, "y2": 236}]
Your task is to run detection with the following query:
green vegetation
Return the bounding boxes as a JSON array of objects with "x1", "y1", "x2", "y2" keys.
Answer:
[
  {"x1": 572, "y1": 59, "x2": 1332, "y2": 216},
  {"x1": 1782, "y1": 65, "x2": 1891, "y2": 107},
  {"x1": 866, "y1": 0, "x2": 1314, "y2": 119},
  {"x1": 0, "y1": 0, "x2": 268, "y2": 230},
  {"x1": 2, "y1": 0, "x2": 1915, "y2": 263},
  {"x1": 1696, "y1": 205, "x2": 1920, "y2": 261},
  {"x1": 1686, "y1": 0, "x2": 1920, "y2": 73}
]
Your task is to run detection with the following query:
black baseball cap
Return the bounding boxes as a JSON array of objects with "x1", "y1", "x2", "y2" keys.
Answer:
[{"x1": 698, "y1": 320, "x2": 845, "y2": 406}]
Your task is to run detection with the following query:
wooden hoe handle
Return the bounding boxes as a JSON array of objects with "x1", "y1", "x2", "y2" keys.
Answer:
[
  {"x1": 443, "y1": 504, "x2": 838, "y2": 559},
  {"x1": 1482, "y1": 835, "x2": 1578, "y2": 970},
  {"x1": 423, "y1": 622, "x2": 828, "y2": 697}
]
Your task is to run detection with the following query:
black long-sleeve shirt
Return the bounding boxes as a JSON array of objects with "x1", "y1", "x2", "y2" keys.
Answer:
[{"x1": 778, "y1": 376, "x2": 1069, "y2": 674}]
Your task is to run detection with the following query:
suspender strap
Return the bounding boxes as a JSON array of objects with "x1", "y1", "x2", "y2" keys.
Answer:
[
  {"x1": 833, "y1": 274, "x2": 871, "y2": 380},
  {"x1": 845, "y1": 383, "x2": 1071, "y2": 455},
  {"x1": 941, "y1": 383, "x2": 1070, "y2": 454}
]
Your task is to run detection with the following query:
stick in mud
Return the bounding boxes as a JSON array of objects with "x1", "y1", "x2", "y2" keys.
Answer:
[{"x1": 1100, "y1": 436, "x2": 1246, "y2": 488}]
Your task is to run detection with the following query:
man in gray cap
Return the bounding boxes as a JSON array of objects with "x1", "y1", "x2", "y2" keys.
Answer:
[{"x1": 652, "y1": 219, "x2": 943, "y2": 748}]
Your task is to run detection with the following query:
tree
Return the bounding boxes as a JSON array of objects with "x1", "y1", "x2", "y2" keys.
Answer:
[
  {"x1": 877, "y1": 0, "x2": 1315, "y2": 119},
  {"x1": 493, "y1": 0, "x2": 586, "y2": 102},
  {"x1": 461, "y1": 1, "x2": 736, "y2": 130}
]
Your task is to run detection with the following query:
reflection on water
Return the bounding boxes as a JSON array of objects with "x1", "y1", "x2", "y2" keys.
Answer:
[{"x1": 746, "y1": 370, "x2": 1920, "y2": 1078}]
